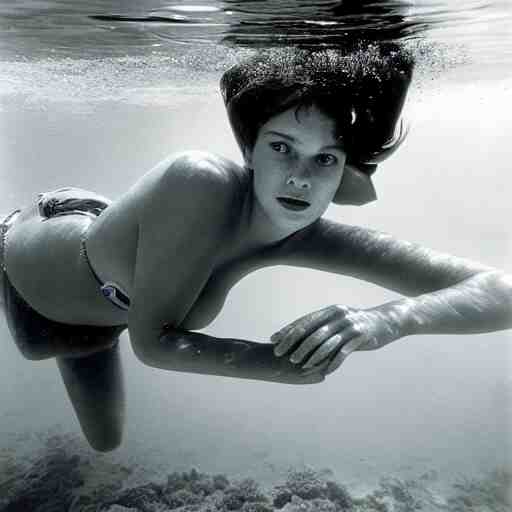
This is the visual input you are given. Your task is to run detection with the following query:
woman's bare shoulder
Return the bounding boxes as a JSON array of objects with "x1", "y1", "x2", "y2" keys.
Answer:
[{"x1": 127, "y1": 151, "x2": 247, "y2": 218}]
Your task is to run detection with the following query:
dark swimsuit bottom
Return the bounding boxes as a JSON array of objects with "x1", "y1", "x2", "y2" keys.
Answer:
[{"x1": 1, "y1": 195, "x2": 126, "y2": 361}]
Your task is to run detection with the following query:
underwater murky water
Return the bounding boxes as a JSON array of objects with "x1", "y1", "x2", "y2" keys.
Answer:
[{"x1": 1, "y1": 1, "x2": 511, "y2": 510}]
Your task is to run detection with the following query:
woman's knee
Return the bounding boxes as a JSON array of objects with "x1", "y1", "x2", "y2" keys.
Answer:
[
  {"x1": 77, "y1": 394, "x2": 125, "y2": 452},
  {"x1": 87, "y1": 428, "x2": 123, "y2": 452},
  {"x1": 57, "y1": 346, "x2": 125, "y2": 451}
]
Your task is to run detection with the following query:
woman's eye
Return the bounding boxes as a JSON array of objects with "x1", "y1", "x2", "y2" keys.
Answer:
[
  {"x1": 270, "y1": 142, "x2": 289, "y2": 153},
  {"x1": 316, "y1": 153, "x2": 338, "y2": 166}
]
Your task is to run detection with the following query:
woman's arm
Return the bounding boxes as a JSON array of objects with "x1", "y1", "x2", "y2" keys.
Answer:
[
  {"x1": 381, "y1": 270, "x2": 512, "y2": 337},
  {"x1": 269, "y1": 218, "x2": 512, "y2": 373},
  {"x1": 127, "y1": 153, "x2": 322, "y2": 384},
  {"x1": 149, "y1": 328, "x2": 323, "y2": 384}
]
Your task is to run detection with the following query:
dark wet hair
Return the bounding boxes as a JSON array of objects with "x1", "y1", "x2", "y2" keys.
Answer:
[{"x1": 220, "y1": 44, "x2": 414, "y2": 176}]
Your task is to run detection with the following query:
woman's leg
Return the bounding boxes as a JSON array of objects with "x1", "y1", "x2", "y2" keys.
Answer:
[
  {"x1": 2, "y1": 194, "x2": 126, "y2": 451},
  {"x1": 57, "y1": 341, "x2": 125, "y2": 452},
  {"x1": 3, "y1": 270, "x2": 126, "y2": 451}
]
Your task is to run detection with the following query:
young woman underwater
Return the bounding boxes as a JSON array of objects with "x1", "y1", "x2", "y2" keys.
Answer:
[{"x1": 1, "y1": 46, "x2": 511, "y2": 452}]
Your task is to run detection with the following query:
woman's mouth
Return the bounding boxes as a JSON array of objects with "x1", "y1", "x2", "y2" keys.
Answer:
[{"x1": 276, "y1": 196, "x2": 311, "y2": 211}]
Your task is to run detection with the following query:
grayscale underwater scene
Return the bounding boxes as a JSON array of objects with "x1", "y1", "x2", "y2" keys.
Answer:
[{"x1": 0, "y1": 1, "x2": 511, "y2": 511}]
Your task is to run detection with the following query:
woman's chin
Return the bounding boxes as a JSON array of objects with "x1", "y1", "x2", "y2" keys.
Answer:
[
  {"x1": 273, "y1": 210, "x2": 318, "y2": 233},
  {"x1": 255, "y1": 198, "x2": 322, "y2": 240},
  {"x1": 276, "y1": 202, "x2": 326, "y2": 226}
]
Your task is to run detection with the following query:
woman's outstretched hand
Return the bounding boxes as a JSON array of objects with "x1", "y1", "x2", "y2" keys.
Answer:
[{"x1": 270, "y1": 304, "x2": 405, "y2": 376}]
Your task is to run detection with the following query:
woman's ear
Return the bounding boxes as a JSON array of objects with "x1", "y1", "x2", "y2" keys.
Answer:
[{"x1": 332, "y1": 163, "x2": 377, "y2": 206}]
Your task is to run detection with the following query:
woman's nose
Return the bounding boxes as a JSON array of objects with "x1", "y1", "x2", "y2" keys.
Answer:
[
  {"x1": 286, "y1": 175, "x2": 311, "y2": 189},
  {"x1": 286, "y1": 163, "x2": 312, "y2": 189}
]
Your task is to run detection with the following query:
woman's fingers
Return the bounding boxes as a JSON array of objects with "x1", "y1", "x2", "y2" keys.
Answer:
[
  {"x1": 272, "y1": 306, "x2": 345, "y2": 357},
  {"x1": 300, "y1": 333, "x2": 367, "y2": 378},
  {"x1": 301, "y1": 334, "x2": 342, "y2": 368},
  {"x1": 289, "y1": 316, "x2": 351, "y2": 364},
  {"x1": 301, "y1": 326, "x2": 358, "y2": 368},
  {"x1": 271, "y1": 305, "x2": 337, "y2": 343},
  {"x1": 325, "y1": 334, "x2": 369, "y2": 375}
]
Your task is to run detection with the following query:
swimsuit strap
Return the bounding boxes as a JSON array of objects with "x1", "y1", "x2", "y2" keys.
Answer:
[
  {"x1": 81, "y1": 227, "x2": 131, "y2": 312},
  {"x1": 80, "y1": 233, "x2": 103, "y2": 288}
]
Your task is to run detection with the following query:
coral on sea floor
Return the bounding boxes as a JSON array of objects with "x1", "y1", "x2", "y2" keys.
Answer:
[
  {"x1": 447, "y1": 469, "x2": 512, "y2": 512},
  {"x1": 0, "y1": 436, "x2": 84, "y2": 511},
  {"x1": 102, "y1": 469, "x2": 272, "y2": 512},
  {"x1": 272, "y1": 468, "x2": 353, "y2": 510},
  {"x1": 1, "y1": 428, "x2": 511, "y2": 512}
]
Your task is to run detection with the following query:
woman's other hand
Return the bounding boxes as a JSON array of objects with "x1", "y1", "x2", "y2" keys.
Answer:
[{"x1": 271, "y1": 303, "x2": 405, "y2": 375}]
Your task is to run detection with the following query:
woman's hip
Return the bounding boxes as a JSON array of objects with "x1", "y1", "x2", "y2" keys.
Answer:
[{"x1": 3, "y1": 199, "x2": 124, "y2": 325}]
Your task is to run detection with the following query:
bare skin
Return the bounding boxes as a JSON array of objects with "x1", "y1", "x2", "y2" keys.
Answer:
[{"x1": 2, "y1": 105, "x2": 512, "y2": 451}]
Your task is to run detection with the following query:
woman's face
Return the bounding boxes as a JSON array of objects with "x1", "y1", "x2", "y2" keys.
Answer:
[{"x1": 246, "y1": 103, "x2": 346, "y2": 234}]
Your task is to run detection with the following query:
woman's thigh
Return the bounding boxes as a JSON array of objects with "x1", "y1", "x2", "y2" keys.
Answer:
[
  {"x1": 57, "y1": 342, "x2": 125, "y2": 452},
  {"x1": 3, "y1": 266, "x2": 125, "y2": 360}
]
